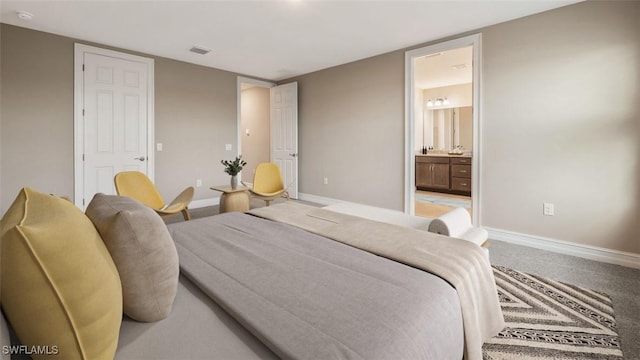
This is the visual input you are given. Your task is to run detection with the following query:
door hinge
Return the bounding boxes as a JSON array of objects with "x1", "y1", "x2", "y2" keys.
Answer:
[
  {"x1": 82, "y1": 64, "x2": 85, "y2": 71},
  {"x1": 82, "y1": 198, "x2": 85, "y2": 206},
  {"x1": 82, "y1": 109, "x2": 85, "y2": 116},
  {"x1": 82, "y1": 154, "x2": 85, "y2": 161}
]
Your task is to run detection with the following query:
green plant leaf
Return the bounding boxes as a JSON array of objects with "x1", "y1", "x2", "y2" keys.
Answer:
[{"x1": 221, "y1": 155, "x2": 247, "y2": 176}]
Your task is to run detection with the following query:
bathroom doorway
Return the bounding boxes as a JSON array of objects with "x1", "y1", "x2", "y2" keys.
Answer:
[{"x1": 404, "y1": 34, "x2": 481, "y2": 224}]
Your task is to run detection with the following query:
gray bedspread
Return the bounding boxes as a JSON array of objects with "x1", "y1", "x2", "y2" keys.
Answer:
[
  {"x1": 249, "y1": 203, "x2": 504, "y2": 360},
  {"x1": 169, "y1": 212, "x2": 463, "y2": 360}
]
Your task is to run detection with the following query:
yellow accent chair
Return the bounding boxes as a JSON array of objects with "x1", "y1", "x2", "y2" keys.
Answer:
[
  {"x1": 247, "y1": 163, "x2": 290, "y2": 206},
  {"x1": 114, "y1": 171, "x2": 194, "y2": 221}
]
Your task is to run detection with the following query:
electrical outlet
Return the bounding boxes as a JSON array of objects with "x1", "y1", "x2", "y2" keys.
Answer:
[
  {"x1": 225, "y1": 144, "x2": 232, "y2": 151},
  {"x1": 323, "y1": 177, "x2": 329, "y2": 185},
  {"x1": 196, "y1": 179, "x2": 202, "y2": 187},
  {"x1": 543, "y1": 202, "x2": 554, "y2": 216}
]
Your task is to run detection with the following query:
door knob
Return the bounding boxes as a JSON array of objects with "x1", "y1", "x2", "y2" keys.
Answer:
[
  {"x1": 134, "y1": 156, "x2": 146, "y2": 161},
  {"x1": 289, "y1": 153, "x2": 297, "y2": 157}
]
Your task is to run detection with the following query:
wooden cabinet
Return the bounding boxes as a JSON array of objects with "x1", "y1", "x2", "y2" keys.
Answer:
[
  {"x1": 415, "y1": 163, "x2": 430, "y2": 188},
  {"x1": 451, "y1": 177, "x2": 471, "y2": 193},
  {"x1": 416, "y1": 156, "x2": 471, "y2": 195},
  {"x1": 450, "y1": 157, "x2": 471, "y2": 165},
  {"x1": 450, "y1": 158, "x2": 471, "y2": 194},
  {"x1": 451, "y1": 165, "x2": 471, "y2": 178},
  {"x1": 416, "y1": 156, "x2": 449, "y2": 190}
]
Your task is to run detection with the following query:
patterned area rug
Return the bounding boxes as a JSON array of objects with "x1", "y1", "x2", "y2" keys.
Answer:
[
  {"x1": 415, "y1": 194, "x2": 471, "y2": 209},
  {"x1": 483, "y1": 266, "x2": 623, "y2": 360}
]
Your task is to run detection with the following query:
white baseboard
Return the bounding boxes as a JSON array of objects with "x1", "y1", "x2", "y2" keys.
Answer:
[
  {"x1": 189, "y1": 197, "x2": 220, "y2": 209},
  {"x1": 297, "y1": 193, "x2": 345, "y2": 206},
  {"x1": 486, "y1": 227, "x2": 640, "y2": 270},
  {"x1": 298, "y1": 193, "x2": 402, "y2": 210}
]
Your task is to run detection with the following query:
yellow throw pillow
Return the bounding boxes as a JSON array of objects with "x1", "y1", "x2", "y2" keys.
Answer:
[{"x1": 0, "y1": 188, "x2": 122, "y2": 360}]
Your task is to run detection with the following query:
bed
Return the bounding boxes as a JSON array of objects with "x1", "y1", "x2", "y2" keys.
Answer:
[
  {"x1": 1, "y1": 189, "x2": 502, "y2": 360},
  {"x1": 116, "y1": 211, "x2": 465, "y2": 359}
]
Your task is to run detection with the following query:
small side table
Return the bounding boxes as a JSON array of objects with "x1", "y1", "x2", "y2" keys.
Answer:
[{"x1": 210, "y1": 185, "x2": 250, "y2": 213}]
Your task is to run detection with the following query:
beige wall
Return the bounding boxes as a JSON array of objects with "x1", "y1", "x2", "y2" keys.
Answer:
[
  {"x1": 0, "y1": 24, "x2": 239, "y2": 211},
  {"x1": 285, "y1": 1, "x2": 639, "y2": 255},
  {"x1": 1, "y1": 26, "x2": 75, "y2": 208},
  {"x1": 0, "y1": 24, "x2": 3, "y2": 211},
  {"x1": 286, "y1": 51, "x2": 406, "y2": 209},
  {"x1": 154, "y1": 57, "x2": 237, "y2": 202},
  {"x1": 481, "y1": 1, "x2": 639, "y2": 254},
  {"x1": 1, "y1": 2, "x2": 638, "y2": 256},
  {"x1": 240, "y1": 86, "x2": 270, "y2": 183}
]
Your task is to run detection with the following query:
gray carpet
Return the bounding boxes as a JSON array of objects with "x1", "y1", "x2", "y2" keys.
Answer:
[
  {"x1": 174, "y1": 201, "x2": 640, "y2": 359},
  {"x1": 489, "y1": 240, "x2": 640, "y2": 360}
]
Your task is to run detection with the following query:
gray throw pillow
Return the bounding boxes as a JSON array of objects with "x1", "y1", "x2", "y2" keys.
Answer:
[{"x1": 86, "y1": 193, "x2": 179, "y2": 322}]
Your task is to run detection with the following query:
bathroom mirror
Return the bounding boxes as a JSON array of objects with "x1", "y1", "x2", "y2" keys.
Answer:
[{"x1": 421, "y1": 106, "x2": 472, "y2": 151}]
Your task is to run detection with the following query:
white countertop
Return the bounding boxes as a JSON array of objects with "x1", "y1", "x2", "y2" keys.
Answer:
[{"x1": 415, "y1": 153, "x2": 471, "y2": 158}]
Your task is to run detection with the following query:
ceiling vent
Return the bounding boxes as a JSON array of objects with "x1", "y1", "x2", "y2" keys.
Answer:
[
  {"x1": 189, "y1": 46, "x2": 211, "y2": 55},
  {"x1": 452, "y1": 63, "x2": 467, "y2": 70},
  {"x1": 16, "y1": 11, "x2": 34, "y2": 20}
]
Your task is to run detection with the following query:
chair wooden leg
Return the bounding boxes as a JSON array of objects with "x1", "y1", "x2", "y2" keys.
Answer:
[
  {"x1": 182, "y1": 208, "x2": 191, "y2": 221},
  {"x1": 265, "y1": 200, "x2": 271, "y2": 207}
]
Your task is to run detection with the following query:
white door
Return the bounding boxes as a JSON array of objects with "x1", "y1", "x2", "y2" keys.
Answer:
[
  {"x1": 270, "y1": 82, "x2": 298, "y2": 199},
  {"x1": 75, "y1": 45, "x2": 153, "y2": 208}
]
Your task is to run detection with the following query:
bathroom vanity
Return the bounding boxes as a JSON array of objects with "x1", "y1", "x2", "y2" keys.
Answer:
[{"x1": 415, "y1": 154, "x2": 471, "y2": 196}]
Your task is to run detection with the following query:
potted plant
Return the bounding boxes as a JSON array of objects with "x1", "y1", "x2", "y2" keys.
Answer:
[{"x1": 221, "y1": 155, "x2": 247, "y2": 189}]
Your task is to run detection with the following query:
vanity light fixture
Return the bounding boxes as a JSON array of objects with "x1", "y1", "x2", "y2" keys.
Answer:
[{"x1": 426, "y1": 97, "x2": 449, "y2": 107}]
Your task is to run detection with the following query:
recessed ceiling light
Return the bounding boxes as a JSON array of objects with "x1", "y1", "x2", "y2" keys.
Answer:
[
  {"x1": 16, "y1": 11, "x2": 33, "y2": 21},
  {"x1": 189, "y1": 45, "x2": 211, "y2": 55},
  {"x1": 452, "y1": 63, "x2": 467, "y2": 70}
]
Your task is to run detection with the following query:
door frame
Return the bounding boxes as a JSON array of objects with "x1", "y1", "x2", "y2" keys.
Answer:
[
  {"x1": 236, "y1": 76, "x2": 276, "y2": 163},
  {"x1": 73, "y1": 43, "x2": 155, "y2": 209},
  {"x1": 404, "y1": 34, "x2": 482, "y2": 225}
]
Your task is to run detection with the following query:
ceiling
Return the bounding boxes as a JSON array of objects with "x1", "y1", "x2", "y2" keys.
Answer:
[
  {"x1": 0, "y1": 0, "x2": 580, "y2": 81},
  {"x1": 415, "y1": 46, "x2": 472, "y2": 90}
]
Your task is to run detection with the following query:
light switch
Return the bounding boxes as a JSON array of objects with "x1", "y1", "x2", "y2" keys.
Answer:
[{"x1": 156, "y1": 143, "x2": 163, "y2": 151}]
